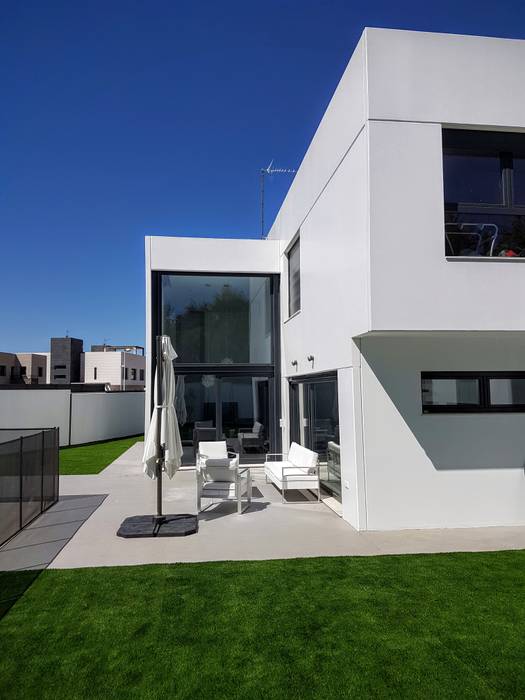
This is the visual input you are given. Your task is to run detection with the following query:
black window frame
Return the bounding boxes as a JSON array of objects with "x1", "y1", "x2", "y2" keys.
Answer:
[
  {"x1": 139, "y1": 369, "x2": 144, "y2": 381},
  {"x1": 422, "y1": 371, "x2": 525, "y2": 413},
  {"x1": 131, "y1": 368, "x2": 137, "y2": 381},
  {"x1": 287, "y1": 235, "x2": 301, "y2": 318},
  {"x1": 443, "y1": 129, "x2": 525, "y2": 258},
  {"x1": 0, "y1": 365, "x2": 5, "y2": 377},
  {"x1": 38, "y1": 367, "x2": 43, "y2": 378},
  {"x1": 443, "y1": 129, "x2": 525, "y2": 213}
]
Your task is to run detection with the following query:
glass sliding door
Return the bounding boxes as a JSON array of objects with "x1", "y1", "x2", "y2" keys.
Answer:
[
  {"x1": 220, "y1": 377, "x2": 270, "y2": 463},
  {"x1": 289, "y1": 374, "x2": 341, "y2": 500},
  {"x1": 175, "y1": 372, "x2": 272, "y2": 465}
]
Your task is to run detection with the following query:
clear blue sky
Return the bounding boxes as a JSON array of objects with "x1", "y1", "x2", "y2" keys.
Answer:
[{"x1": 1, "y1": 0, "x2": 524, "y2": 352}]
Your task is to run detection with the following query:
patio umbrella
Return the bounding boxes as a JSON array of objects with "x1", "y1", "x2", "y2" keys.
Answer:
[
  {"x1": 143, "y1": 336, "x2": 183, "y2": 480},
  {"x1": 117, "y1": 335, "x2": 197, "y2": 537}
]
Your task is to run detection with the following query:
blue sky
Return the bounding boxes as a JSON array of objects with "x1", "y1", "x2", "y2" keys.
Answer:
[{"x1": 1, "y1": 0, "x2": 524, "y2": 352}]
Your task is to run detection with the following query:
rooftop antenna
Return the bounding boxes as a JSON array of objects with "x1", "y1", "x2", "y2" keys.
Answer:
[{"x1": 260, "y1": 161, "x2": 296, "y2": 238}]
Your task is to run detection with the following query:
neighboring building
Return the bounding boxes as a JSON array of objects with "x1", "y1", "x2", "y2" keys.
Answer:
[
  {"x1": 150, "y1": 28, "x2": 525, "y2": 531},
  {"x1": 82, "y1": 345, "x2": 145, "y2": 391},
  {"x1": 0, "y1": 352, "x2": 47, "y2": 385},
  {"x1": 50, "y1": 337, "x2": 83, "y2": 384}
]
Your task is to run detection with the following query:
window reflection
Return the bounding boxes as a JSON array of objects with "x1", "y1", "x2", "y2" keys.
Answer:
[{"x1": 162, "y1": 274, "x2": 272, "y2": 364}]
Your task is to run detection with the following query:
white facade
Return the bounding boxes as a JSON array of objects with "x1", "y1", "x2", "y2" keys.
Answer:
[
  {"x1": 82, "y1": 351, "x2": 145, "y2": 390},
  {"x1": 145, "y1": 29, "x2": 525, "y2": 531}
]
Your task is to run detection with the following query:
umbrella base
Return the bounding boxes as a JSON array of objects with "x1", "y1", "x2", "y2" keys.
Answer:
[{"x1": 117, "y1": 514, "x2": 198, "y2": 538}]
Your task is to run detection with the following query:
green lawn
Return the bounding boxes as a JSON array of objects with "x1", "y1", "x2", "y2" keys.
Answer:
[
  {"x1": 1, "y1": 552, "x2": 524, "y2": 699},
  {"x1": 59, "y1": 435, "x2": 143, "y2": 474}
]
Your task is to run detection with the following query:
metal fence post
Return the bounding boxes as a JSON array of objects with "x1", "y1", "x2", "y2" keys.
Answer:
[
  {"x1": 19, "y1": 436, "x2": 23, "y2": 530},
  {"x1": 41, "y1": 430, "x2": 45, "y2": 514}
]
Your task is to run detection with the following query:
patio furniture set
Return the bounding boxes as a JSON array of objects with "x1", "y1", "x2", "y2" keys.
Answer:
[{"x1": 196, "y1": 440, "x2": 321, "y2": 514}]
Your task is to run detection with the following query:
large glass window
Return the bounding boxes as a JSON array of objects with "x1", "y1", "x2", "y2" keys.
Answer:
[
  {"x1": 287, "y1": 237, "x2": 300, "y2": 317},
  {"x1": 443, "y1": 129, "x2": 525, "y2": 257},
  {"x1": 161, "y1": 274, "x2": 273, "y2": 364},
  {"x1": 422, "y1": 372, "x2": 525, "y2": 413}
]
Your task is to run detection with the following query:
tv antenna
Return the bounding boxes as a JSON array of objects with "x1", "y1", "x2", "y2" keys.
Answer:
[{"x1": 260, "y1": 161, "x2": 296, "y2": 238}]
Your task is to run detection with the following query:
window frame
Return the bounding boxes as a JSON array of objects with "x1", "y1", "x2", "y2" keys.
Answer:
[
  {"x1": 443, "y1": 129, "x2": 525, "y2": 213},
  {"x1": 287, "y1": 235, "x2": 301, "y2": 319},
  {"x1": 422, "y1": 371, "x2": 525, "y2": 413}
]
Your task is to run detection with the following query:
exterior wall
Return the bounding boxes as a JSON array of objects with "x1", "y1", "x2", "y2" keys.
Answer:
[
  {"x1": 0, "y1": 353, "x2": 18, "y2": 385},
  {"x1": 0, "y1": 389, "x2": 70, "y2": 444},
  {"x1": 359, "y1": 332, "x2": 525, "y2": 530},
  {"x1": 70, "y1": 392, "x2": 144, "y2": 445},
  {"x1": 281, "y1": 128, "x2": 370, "y2": 380},
  {"x1": 50, "y1": 337, "x2": 83, "y2": 384},
  {"x1": 0, "y1": 388, "x2": 144, "y2": 446},
  {"x1": 366, "y1": 28, "x2": 525, "y2": 127},
  {"x1": 367, "y1": 120, "x2": 525, "y2": 332},
  {"x1": 267, "y1": 34, "x2": 366, "y2": 246},
  {"x1": 83, "y1": 351, "x2": 145, "y2": 389},
  {"x1": 145, "y1": 236, "x2": 281, "y2": 433},
  {"x1": 16, "y1": 353, "x2": 47, "y2": 384}
]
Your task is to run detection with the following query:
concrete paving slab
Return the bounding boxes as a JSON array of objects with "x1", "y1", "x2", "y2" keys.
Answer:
[
  {"x1": 0, "y1": 494, "x2": 106, "y2": 571},
  {"x1": 36, "y1": 442, "x2": 525, "y2": 569}
]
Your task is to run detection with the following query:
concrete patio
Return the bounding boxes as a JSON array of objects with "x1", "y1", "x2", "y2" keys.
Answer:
[{"x1": 3, "y1": 441, "x2": 525, "y2": 570}]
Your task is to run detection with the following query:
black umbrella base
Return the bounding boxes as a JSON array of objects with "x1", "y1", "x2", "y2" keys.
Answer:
[{"x1": 117, "y1": 514, "x2": 198, "y2": 538}]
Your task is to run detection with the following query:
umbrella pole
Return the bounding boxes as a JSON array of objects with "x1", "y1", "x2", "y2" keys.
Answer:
[{"x1": 155, "y1": 335, "x2": 163, "y2": 519}]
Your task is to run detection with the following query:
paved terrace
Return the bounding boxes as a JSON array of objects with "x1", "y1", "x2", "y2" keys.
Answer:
[{"x1": 3, "y1": 441, "x2": 525, "y2": 570}]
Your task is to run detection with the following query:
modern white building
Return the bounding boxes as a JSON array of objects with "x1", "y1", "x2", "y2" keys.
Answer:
[
  {"x1": 145, "y1": 28, "x2": 525, "y2": 531},
  {"x1": 82, "y1": 346, "x2": 145, "y2": 391}
]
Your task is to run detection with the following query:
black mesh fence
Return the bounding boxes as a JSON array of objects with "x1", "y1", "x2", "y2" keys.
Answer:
[{"x1": 0, "y1": 428, "x2": 59, "y2": 547}]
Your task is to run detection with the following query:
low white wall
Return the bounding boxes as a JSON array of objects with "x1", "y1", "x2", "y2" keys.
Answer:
[
  {"x1": 0, "y1": 390, "x2": 144, "y2": 447},
  {"x1": 360, "y1": 332, "x2": 525, "y2": 530},
  {"x1": 70, "y1": 392, "x2": 144, "y2": 445},
  {"x1": 0, "y1": 390, "x2": 70, "y2": 445}
]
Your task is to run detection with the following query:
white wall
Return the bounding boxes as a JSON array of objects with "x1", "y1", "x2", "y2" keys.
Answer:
[
  {"x1": 368, "y1": 120, "x2": 525, "y2": 332},
  {"x1": 0, "y1": 390, "x2": 70, "y2": 444},
  {"x1": 267, "y1": 34, "x2": 366, "y2": 245},
  {"x1": 281, "y1": 128, "x2": 370, "y2": 379},
  {"x1": 0, "y1": 389, "x2": 144, "y2": 446},
  {"x1": 359, "y1": 332, "x2": 525, "y2": 530},
  {"x1": 83, "y1": 351, "x2": 145, "y2": 387},
  {"x1": 70, "y1": 392, "x2": 144, "y2": 445},
  {"x1": 366, "y1": 28, "x2": 525, "y2": 128}
]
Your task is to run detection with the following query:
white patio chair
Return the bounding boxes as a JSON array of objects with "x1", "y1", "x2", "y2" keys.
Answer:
[
  {"x1": 196, "y1": 441, "x2": 252, "y2": 515},
  {"x1": 264, "y1": 442, "x2": 320, "y2": 503}
]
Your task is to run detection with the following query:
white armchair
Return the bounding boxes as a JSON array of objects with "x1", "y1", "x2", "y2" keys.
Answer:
[
  {"x1": 264, "y1": 442, "x2": 320, "y2": 503},
  {"x1": 196, "y1": 441, "x2": 252, "y2": 515}
]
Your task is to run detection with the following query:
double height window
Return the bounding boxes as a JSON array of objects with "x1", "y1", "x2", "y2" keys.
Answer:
[
  {"x1": 422, "y1": 372, "x2": 525, "y2": 413},
  {"x1": 443, "y1": 129, "x2": 525, "y2": 257}
]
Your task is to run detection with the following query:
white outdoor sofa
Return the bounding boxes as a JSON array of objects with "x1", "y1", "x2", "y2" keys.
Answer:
[
  {"x1": 264, "y1": 442, "x2": 320, "y2": 503},
  {"x1": 196, "y1": 441, "x2": 252, "y2": 515}
]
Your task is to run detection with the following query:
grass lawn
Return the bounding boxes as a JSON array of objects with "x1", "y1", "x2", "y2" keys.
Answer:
[
  {"x1": 59, "y1": 435, "x2": 143, "y2": 475},
  {"x1": 1, "y1": 552, "x2": 525, "y2": 699}
]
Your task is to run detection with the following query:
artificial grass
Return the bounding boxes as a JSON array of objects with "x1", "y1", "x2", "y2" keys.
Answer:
[
  {"x1": 59, "y1": 435, "x2": 143, "y2": 475},
  {"x1": 1, "y1": 552, "x2": 525, "y2": 699}
]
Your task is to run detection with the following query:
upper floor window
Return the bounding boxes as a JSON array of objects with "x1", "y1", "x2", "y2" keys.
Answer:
[
  {"x1": 131, "y1": 368, "x2": 137, "y2": 380},
  {"x1": 0, "y1": 365, "x2": 6, "y2": 377},
  {"x1": 38, "y1": 367, "x2": 43, "y2": 377},
  {"x1": 139, "y1": 369, "x2": 145, "y2": 381},
  {"x1": 443, "y1": 129, "x2": 525, "y2": 258},
  {"x1": 161, "y1": 273, "x2": 274, "y2": 364},
  {"x1": 287, "y1": 236, "x2": 300, "y2": 317}
]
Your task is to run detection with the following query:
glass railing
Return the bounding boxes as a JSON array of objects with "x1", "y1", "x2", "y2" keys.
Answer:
[{"x1": 445, "y1": 211, "x2": 525, "y2": 257}]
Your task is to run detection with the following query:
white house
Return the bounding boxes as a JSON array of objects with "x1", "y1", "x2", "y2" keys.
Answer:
[
  {"x1": 145, "y1": 28, "x2": 525, "y2": 531},
  {"x1": 82, "y1": 346, "x2": 145, "y2": 391}
]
